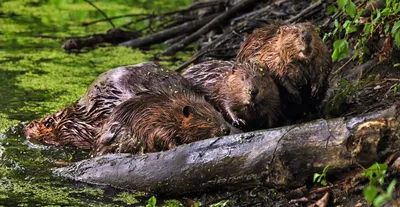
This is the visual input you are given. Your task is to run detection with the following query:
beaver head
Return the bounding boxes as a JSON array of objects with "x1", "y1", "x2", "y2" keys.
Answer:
[
  {"x1": 225, "y1": 62, "x2": 267, "y2": 107},
  {"x1": 24, "y1": 108, "x2": 70, "y2": 146},
  {"x1": 95, "y1": 90, "x2": 231, "y2": 154},
  {"x1": 24, "y1": 105, "x2": 95, "y2": 149},
  {"x1": 277, "y1": 22, "x2": 318, "y2": 62}
]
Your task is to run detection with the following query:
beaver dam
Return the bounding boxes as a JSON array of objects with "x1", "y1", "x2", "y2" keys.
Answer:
[{"x1": 2, "y1": 0, "x2": 400, "y2": 206}]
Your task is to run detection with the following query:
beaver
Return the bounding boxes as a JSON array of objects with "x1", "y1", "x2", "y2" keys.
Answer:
[
  {"x1": 25, "y1": 62, "x2": 227, "y2": 149},
  {"x1": 236, "y1": 22, "x2": 332, "y2": 121},
  {"x1": 183, "y1": 60, "x2": 281, "y2": 131},
  {"x1": 94, "y1": 89, "x2": 231, "y2": 156}
]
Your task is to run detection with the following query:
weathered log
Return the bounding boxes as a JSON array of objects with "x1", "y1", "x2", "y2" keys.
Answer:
[
  {"x1": 54, "y1": 106, "x2": 400, "y2": 195},
  {"x1": 119, "y1": 14, "x2": 216, "y2": 48}
]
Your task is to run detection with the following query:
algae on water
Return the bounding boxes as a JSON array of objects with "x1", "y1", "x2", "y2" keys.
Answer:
[{"x1": 0, "y1": 0, "x2": 192, "y2": 206}]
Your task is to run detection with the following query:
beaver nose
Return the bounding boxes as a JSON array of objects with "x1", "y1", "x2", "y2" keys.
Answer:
[
  {"x1": 302, "y1": 31, "x2": 312, "y2": 45},
  {"x1": 221, "y1": 125, "x2": 230, "y2": 136},
  {"x1": 249, "y1": 87, "x2": 259, "y2": 100}
]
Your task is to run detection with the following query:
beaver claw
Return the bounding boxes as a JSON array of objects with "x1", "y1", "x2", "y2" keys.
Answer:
[{"x1": 232, "y1": 118, "x2": 246, "y2": 127}]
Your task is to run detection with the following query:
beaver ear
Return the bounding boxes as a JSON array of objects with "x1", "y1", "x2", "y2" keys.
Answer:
[{"x1": 182, "y1": 105, "x2": 193, "y2": 118}]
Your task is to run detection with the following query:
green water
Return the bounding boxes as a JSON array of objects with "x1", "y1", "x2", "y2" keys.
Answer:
[{"x1": 0, "y1": 0, "x2": 191, "y2": 206}]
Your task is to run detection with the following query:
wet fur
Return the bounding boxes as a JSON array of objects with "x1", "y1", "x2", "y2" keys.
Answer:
[
  {"x1": 94, "y1": 90, "x2": 230, "y2": 156},
  {"x1": 183, "y1": 60, "x2": 281, "y2": 131},
  {"x1": 237, "y1": 22, "x2": 332, "y2": 121},
  {"x1": 24, "y1": 62, "x2": 195, "y2": 149}
]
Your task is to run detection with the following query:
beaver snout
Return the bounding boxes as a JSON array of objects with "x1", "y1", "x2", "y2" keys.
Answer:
[
  {"x1": 24, "y1": 121, "x2": 36, "y2": 136},
  {"x1": 249, "y1": 87, "x2": 259, "y2": 101},
  {"x1": 302, "y1": 31, "x2": 312, "y2": 45},
  {"x1": 221, "y1": 124, "x2": 230, "y2": 136}
]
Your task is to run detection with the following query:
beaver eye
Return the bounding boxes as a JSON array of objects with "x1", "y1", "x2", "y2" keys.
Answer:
[
  {"x1": 44, "y1": 118, "x2": 54, "y2": 128},
  {"x1": 182, "y1": 106, "x2": 193, "y2": 118}
]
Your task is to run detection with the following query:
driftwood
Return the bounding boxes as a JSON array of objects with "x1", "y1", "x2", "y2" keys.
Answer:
[{"x1": 55, "y1": 106, "x2": 400, "y2": 195}]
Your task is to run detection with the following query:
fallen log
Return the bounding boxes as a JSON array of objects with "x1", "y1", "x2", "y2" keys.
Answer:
[
  {"x1": 62, "y1": 28, "x2": 140, "y2": 51},
  {"x1": 54, "y1": 106, "x2": 400, "y2": 195}
]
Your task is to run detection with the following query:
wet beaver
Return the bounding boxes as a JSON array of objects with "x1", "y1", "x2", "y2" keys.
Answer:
[
  {"x1": 183, "y1": 60, "x2": 281, "y2": 131},
  {"x1": 25, "y1": 62, "x2": 226, "y2": 149},
  {"x1": 236, "y1": 22, "x2": 332, "y2": 121},
  {"x1": 93, "y1": 89, "x2": 231, "y2": 156}
]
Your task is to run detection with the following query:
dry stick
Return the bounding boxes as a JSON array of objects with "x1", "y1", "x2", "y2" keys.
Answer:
[
  {"x1": 83, "y1": 0, "x2": 115, "y2": 28},
  {"x1": 82, "y1": 13, "x2": 149, "y2": 26},
  {"x1": 119, "y1": 14, "x2": 216, "y2": 48},
  {"x1": 285, "y1": 0, "x2": 322, "y2": 23},
  {"x1": 175, "y1": 32, "x2": 235, "y2": 72},
  {"x1": 157, "y1": 0, "x2": 262, "y2": 57}
]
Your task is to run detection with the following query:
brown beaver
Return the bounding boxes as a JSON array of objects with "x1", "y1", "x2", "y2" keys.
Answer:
[
  {"x1": 94, "y1": 89, "x2": 231, "y2": 156},
  {"x1": 183, "y1": 60, "x2": 281, "y2": 131},
  {"x1": 25, "y1": 62, "x2": 228, "y2": 149},
  {"x1": 236, "y1": 22, "x2": 332, "y2": 121}
]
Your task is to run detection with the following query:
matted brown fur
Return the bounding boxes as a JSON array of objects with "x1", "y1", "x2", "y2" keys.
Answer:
[
  {"x1": 237, "y1": 22, "x2": 332, "y2": 121},
  {"x1": 237, "y1": 22, "x2": 331, "y2": 101},
  {"x1": 94, "y1": 90, "x2": 231, "y2": 156},
  {"x1": 183, "y1": 60, "x2": 281, "y2": 131},
  {"x1": 24, "y1": 62, "x2": 195, "y2": 149}
]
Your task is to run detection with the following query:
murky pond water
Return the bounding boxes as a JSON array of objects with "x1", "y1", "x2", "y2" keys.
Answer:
[{"x1": 0, "y1": 0, "x2": 190, "y2": 206}]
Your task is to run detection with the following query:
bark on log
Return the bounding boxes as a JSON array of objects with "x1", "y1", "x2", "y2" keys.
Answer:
[
  {"x1": 119, "y1": 15, "x2": 216, "y2": 48},
  {"x1": 54, "y1": 106, "x2": 400, "y2": 195}
]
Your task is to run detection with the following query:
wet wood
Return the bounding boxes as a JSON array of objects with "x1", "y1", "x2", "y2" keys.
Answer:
[{"x1": 54, "y1": 106, "x2": 400, "y2": 195}]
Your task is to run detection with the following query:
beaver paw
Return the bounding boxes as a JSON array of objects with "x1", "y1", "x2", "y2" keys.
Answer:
[{"x1": 232, "y1": 118, "x2": 246, "y2": 128}]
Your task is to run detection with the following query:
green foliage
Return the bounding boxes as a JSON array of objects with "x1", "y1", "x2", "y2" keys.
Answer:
[
  {"x1": 332, "y1": 39, "x2": 350, "y2": 61},
  {"x1": 146, "y1": 196, "x2": 157, "y2": 207},
  {"x1": 313, "y1": 165, "x2": 330, "y2": 186},
  {"x1": 327, "y1": 0, "x2": 400, "y2": 63},
  {"x1": 362, "y1": 163, "x2": 397, "y2": 206},
  {"x1": 362, "y1": 163, "x2": 388, "y2": 185}
]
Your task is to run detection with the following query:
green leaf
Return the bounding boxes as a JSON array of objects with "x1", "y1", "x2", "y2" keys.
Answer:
[
  {"x1": 384, "y1": 23, "x2": 390, "y2": 33},
  {"x1": 146, "y1": 196, "x2": 157, "y2": 207},
  {"x1": 373, "y1": 194, "x2": 389, "y2": 207},
  {"x1": 334, "y1": 19, "x2": 339, "y2": 28},
  {"x1": 327, "y1": 5, "x2": 339, "y2": 14},
  {"x1": 332, "y1": 39, "x2": 350, "y2": 62},
  {"x1": 387, "y1": 180, "x2": 397, "y2": 195},
  {"x1": 313, "y1": 173, "x2": 321, "y2": 182},
  {"x1": 337, "y1": 0, "x2": 348, "y2": 8},
  {"x1": 346, "y1": 1, "x2": 357, "y2": 18},
  {"x1": 392, "y1": 21, "x2": 400, "y2": 34},
  {"x1": 364, "y1": 185, "x2": 378, "y2": 203},
  {"x1": 395, "y1": 30, "x2": 400, "y2": 48},
  {"x1": 345, "y1": 22, "x2": 357, "y2": 34},
  {"x1": 363, "y1": 23, "x2": 374, "y2": 36}
]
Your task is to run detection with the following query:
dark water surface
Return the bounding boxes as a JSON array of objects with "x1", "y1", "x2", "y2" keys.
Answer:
[{"x1": 0, "y1": 0, "x2": 190, "y2": 206}]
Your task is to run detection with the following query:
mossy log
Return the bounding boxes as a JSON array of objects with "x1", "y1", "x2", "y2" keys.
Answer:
[{"x1": 54, "y1": 106, "x2": 400, "y2": 195}]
